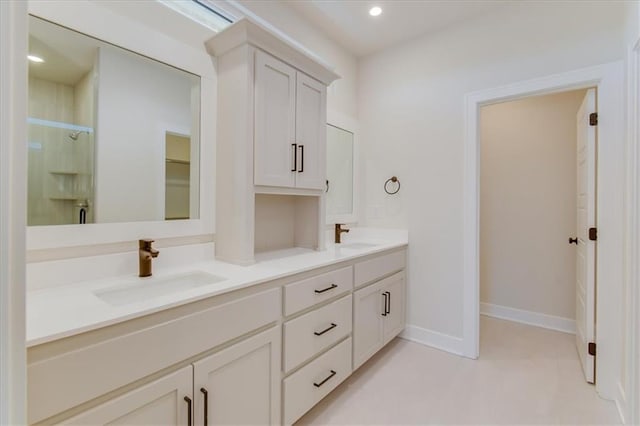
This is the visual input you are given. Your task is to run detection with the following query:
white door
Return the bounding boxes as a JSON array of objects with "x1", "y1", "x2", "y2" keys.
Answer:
[
  {"x1": 193, "y1": 326, "x2": 281, "y2": 425},
  {"x1": 382, "y1": 272, "x2": 406, "y2": 344},
  {"x1": 575, "y1": 88, "x2": 597, "y2": 384},
  {"x1": 353, "y1": 280, "x2": 386, "y2": 369},
  {"x1": 294, "y1": 72, "x2": 327, "y2": 190},
  {"x1": 64, "y1": 366, "x2": 193, "y2": 426},
  {"x1": 254, "y1": 50, "x2": 296, "y2": 188}
]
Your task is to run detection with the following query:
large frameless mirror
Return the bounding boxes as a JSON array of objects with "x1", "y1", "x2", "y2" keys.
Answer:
[{"x1": 27, "y1": 16, "x2": 201, "y2": 226}]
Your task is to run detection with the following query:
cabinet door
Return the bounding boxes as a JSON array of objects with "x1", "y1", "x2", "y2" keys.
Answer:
[
  {"x1": 193, "y1": 326, "x2": 281, "y2": 425},
  {"x1": 254, "y1": 50, "x2": 296, "y2": 188},
  {"x1": 382, "y1": 272, "x2": 406, "y2": 344},
  {"x1": 353, "y1": 280, "x2": 386, "y2": 369},
  {"x1": 64, "y1": 366, "x2": 192, "y2": 426},
  {"x1": 294, "y1": 72, "x2": 327, "y2": 190}
]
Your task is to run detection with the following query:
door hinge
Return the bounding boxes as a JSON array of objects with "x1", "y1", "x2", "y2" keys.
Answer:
[
  {"x1": 589, "y1": 227, "x2": 597, "y2": 241},
  {"x1": 589, "y1": 112, "x2": 598, "y2": 126},
  {"x1": 588, "y1": 342, "x2": 597, "y2": 356}
]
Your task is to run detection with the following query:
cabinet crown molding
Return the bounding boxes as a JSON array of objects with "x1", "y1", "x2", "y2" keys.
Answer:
[{"x1": 205, "y1": 18, "x2": 340, "y2": 85}]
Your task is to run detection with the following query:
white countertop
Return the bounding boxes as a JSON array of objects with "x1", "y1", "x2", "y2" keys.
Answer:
[{"x1": 27, "y1": 228, "x2": 408, "y2": 347}]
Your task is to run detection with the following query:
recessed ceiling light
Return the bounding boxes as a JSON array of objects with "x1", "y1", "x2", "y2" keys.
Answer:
[
  {"x1": 369, "y1": 6, "x2": 382, "y2": 17},
  {"x1": 27, "y1": 55, "x2": 44, "y2": 63}
]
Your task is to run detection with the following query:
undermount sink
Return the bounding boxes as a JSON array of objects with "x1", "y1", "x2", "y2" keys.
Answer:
[
  {"x1": 94, "y1": 271, "x2": 227, "y2": 306},
  {"x1": 336, "y1": 242, "x2": 379, "y2": 250}
]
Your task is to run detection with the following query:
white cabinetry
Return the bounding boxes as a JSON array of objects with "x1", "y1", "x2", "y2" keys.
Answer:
[
  {"x1": 64, "y1": 367, "x2": 192, "y2": 426},
  {"x1": 353, "y1": 271, "x2": 406, "y2": 369},
  {"x1": 64, "y1": 327, "x2": 280, "y2": 426},
  {"x1": 293, "y1": 71, "x2": 326, "y2": 190},
  {"x1": 28, "y1": 247, "x2": 407, "y2": 425},
  {"x1": 255, "y1": 52, "x2": 326, "y2": 190},
  {"x1": 254, "y1": 51, "x2": 296, "y2": 188},
  {"x1": 193, "y1": 327, "x2": 281, "y2": 426},
  {"x1": 206, "y1": 18, "x2": 339, "y2": 264}
]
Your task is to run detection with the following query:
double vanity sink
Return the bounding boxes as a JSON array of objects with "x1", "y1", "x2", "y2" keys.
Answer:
[
  {"x1": 93, "y1": 243, "x2": 380, "y2": 308},
  {"x1": 27, "y1": 229, "x2": 407, "y2": 425}
]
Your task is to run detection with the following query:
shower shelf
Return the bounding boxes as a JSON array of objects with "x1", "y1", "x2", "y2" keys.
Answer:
[
  {"x1": 49, "y1": 171, "x2": 79, "y2": 175},
  {"x1": 49, "y1": 196, "x2": 80, "y2": 201}
]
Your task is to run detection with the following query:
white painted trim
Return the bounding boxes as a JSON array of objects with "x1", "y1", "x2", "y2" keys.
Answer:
[
  {"x1": 480, "y1": 303, "x2": 576, "y2": 334},
  {"x1": 626, "y1": 36, "x2": 640, "y2": 426},
  {"x1": 400, "y1": 325, "x2": 464, "y2": 356},
  {"x1": 0, "y1": 1, "x2": 27, "y2": 424},
  {"x1": 463, "y1": 62, "x2": 625, "y2": 403}
]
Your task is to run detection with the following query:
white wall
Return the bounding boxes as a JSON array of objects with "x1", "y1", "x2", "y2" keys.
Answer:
[
  {"x1": 358, "y1": 2, "x2": 629, "y2": 339},
  {"x1": 95, "y1": 45, "x2": 195, "y2": 223},
  {"x1": 480, "y1": 90, "x2": 585, "y2": 322}
]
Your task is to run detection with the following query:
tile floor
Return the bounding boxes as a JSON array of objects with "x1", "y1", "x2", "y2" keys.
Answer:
[{"x1": 296, "y1": 316, "x2": 621, "y2": 425}]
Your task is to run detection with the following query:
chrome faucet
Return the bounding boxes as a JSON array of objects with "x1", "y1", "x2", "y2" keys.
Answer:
[
  {"x1": 334, "y1": 223, "x2": 350, "y2": 244},
  {"x1": 139, "y1": 239, "x2": 159, "y2": 277}
]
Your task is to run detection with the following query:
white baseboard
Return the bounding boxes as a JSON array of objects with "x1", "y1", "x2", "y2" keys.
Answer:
[
  {"x1": 400, "y1": 325, "x2": 464, "y2": 356},
  {"x1": 480, "y1": 302, "x2": 576, "y2": 334}
]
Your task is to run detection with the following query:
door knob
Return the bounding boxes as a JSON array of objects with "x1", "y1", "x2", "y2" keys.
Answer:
[{"x1": 569, "y1": 237, "x2": 578, "y2": 245}]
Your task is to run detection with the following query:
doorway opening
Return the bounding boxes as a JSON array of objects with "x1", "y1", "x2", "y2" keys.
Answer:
[
  {"x1": 462, "y1": 62, "x2": 625, "y2": 402},
  {"x1": 478, "y1": 89, "x2": 596, "y2": 384}
]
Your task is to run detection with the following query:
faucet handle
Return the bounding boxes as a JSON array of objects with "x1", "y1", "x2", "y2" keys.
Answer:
[{"x1": 139, "y1": 238, "x2": 155, "y2": 249}]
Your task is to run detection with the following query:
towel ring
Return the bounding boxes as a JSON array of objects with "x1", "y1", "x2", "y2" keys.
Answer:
[{"x1": 384, "y1": 176, "x2": 400, "y2": 195}]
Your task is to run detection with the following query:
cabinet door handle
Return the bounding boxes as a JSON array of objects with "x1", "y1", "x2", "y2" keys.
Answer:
[
  {"x1": 298, "y1": 145, "x2": 304, "y2": 172},
  {"x1": 200, "y1": 388, "x2": 208, "y2": 426},
  {"x1": 382, "y1": 292, "x2": 388, "y2": 316},
  {"x1": 313, "y1": 370, "x2": 337, "y2": 387},
  {"x1": 291, "y1": 143, "x2": 298, "y2": 172},
  {"x1": 314, "y1": 283, "x2": 337, "y2": 294},
  {"x1": 314, "y1": 322, "x2": 337, "y2": 336},
  {"x1": 385, "y1": 291, "x2": 391, "y2": 314},
  {"x1": 184, "y1": 396, "x2": 192, "y2": 426}
]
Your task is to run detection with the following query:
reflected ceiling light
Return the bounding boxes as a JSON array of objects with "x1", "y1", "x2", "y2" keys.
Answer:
[
  {"x1": 28, "y1": 55, "x2": 44, "y2": 63},
  {"x1": 369, "y1": 6, "x2": 382, "y2": 16}
]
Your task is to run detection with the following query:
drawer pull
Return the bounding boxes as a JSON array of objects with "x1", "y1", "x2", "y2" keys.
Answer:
[
  {"x1": 313, "y1": 370, "x2": 337, "y2": 388},
  {"x1": 314, "y1": 323, "x2": 338, "y2": 336},
  {"x1": 382, "y1": 292, "x2": 388, "y2": 316},
  {"x1": 315, "y1": 283, "x2": 338, "y2": 294},
  {"x1": 200, "y1": 388, "x2": 208, "y2": 426},
  {"x1": 385, "y1": 291, "x2": 391, "y2": 314},
  {"x1": 291, "y1": 143, "x2": 298, "y2": 172},
  {"x1": 184, "y1": 396, "x2": 192, "y2": 426}
]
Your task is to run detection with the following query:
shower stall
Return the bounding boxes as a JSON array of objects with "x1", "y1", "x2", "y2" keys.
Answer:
[{"x1": 27, "y1": 118, "x2": 95, "y2": 226}]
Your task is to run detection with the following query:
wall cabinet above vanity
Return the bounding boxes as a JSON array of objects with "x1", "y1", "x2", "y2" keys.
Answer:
[
  {"x1": 205, "y1": 18, "x2": 339, "y2": 265},
  {"x1": 255, "y1": 51, "x2": 326, "y2": 190}
]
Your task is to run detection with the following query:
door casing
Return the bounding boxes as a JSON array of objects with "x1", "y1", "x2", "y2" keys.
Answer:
[{"x1": 463, "y1": 61, "x2": 625, "y2": 403}]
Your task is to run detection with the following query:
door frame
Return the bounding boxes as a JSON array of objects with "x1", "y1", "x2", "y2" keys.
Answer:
[
  {"x1": 0, "y1": 1, "x2": 27, "y2": 424},
  {"x1": 626, "y1": 35, "x2": 640, "y2": 425},
  {"x1": 462, "y1": 61, "x2": 625, "y2": 401}
]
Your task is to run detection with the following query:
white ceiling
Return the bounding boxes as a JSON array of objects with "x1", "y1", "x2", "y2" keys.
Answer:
[{"x1": 286, "y1": 0, "x2": 507, "y2": 57}]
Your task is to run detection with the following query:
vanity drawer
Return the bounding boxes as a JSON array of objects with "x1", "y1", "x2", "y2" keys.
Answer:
[
  {"x1": 354, "y1": 250, "x2": 405, "y2": 288},
  {"x1": 284, "y1": 266, "x2": 353, "y2": 316},
  {"x1": 283, "y1": 294, "x2": 352, "y2": 372},
  {"x1": 28, "y1": 288, "x2": 280, "y2": 424},
  {"x1": 283, "y1": 337, "x2": 352, "y2": 425}
]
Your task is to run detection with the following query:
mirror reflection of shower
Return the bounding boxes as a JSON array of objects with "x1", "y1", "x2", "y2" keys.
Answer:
[{"x1": 68, "y1": 130, "x2": 90, "y2": 141}]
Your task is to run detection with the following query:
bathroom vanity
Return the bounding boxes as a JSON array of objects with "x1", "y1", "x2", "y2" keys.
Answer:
[
  {"x1": 24, "y1": 5, "x2": 407, "y2": 425},
  {"x1": 27, "y1": 235, "x2": 407, "y2": 425}
]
